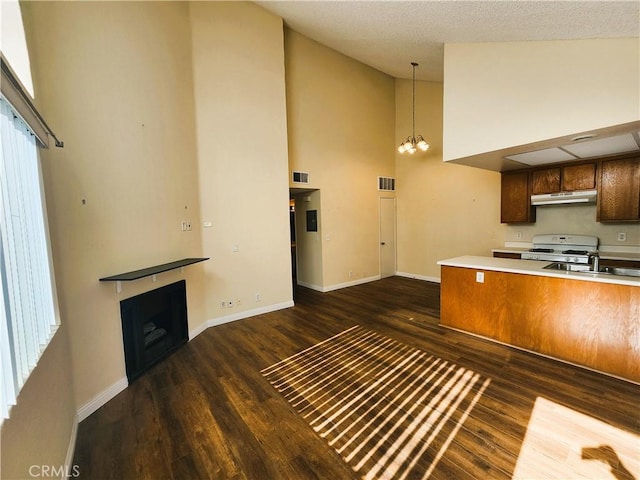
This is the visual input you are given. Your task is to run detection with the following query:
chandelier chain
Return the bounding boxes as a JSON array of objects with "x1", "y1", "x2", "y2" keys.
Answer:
[{"x1": 412, "y1": 61, "x2": 416, "y2": 138}]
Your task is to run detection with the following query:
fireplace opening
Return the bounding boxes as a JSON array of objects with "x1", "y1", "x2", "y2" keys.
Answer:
[{"x1": 120, "y1": 280, "x2": 188, "y2": 382}]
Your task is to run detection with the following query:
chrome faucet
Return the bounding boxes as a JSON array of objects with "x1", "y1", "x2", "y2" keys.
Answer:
[{"x1": 589, "y1": 252, "x2": 600, "y2": 272}]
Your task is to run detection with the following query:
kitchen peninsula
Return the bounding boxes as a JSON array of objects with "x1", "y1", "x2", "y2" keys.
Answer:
[{"x1": 438, "y1": 256, "x2": 640, "y2": 383}]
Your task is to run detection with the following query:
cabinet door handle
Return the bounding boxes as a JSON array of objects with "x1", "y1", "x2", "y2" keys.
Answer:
[{"x1": 380, "y1": 242, "x2": 386, "y2": 245}]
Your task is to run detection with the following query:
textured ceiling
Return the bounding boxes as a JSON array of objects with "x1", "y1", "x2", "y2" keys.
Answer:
[{"x1": 256, "y1": 1, "x2": 640, "y2": 81}]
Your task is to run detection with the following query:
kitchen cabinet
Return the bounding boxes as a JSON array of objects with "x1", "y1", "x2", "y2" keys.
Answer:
[
  {"x1": 531, "y1": 168, "x2": 560, "y2": 195},
  {"x1": 563, "y1": 162, "x2": 596, "y2": 191},
  {"x1": 493, "y1": 252, "x2": 522, "y2": 259},
  {"x1": 600, "y1": 258, "x2": 640, "y2": 269},
  {"x1": 530, "y1": 163, "x2": 596, "y2": 195},
  {"x1": 440, "y1": 265, "x2": 640, "y2": 382},
  {"x1": 598, "y1": 156, "x2": 640, "y2": 222},
  {"x1": 501, "y1": 171, "x2": 535, "y2": 223}
]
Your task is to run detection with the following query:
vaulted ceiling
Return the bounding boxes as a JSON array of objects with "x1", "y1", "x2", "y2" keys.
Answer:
[{"x1": 257, "y1": 1, "x2": 640, "y2": 81}]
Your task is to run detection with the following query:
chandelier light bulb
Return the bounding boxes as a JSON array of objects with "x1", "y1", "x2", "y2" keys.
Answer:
[{"x1": 417, "y1": 136, "x2": 429, "y2": 151}]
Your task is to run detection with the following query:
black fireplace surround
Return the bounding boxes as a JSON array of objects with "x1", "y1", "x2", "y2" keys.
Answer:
[{"x1": 120, "y1": 280, "x2": 188, "y2": 382}]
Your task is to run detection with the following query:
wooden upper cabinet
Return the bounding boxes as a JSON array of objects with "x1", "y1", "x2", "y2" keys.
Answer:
[
  {"x1": 531, "y1": 168, "x2": 560, "y2": 194},
  {"x1": 501, "y1": 171, "x2": 535, "y2": 223},
  {"x1": 531, "y1": 163, "x2": 596, "y2": 194},
  {"x1": 598, "y1": 157, "x2": 640, "y2": 222},
  {"x1": 563, "y1": 163, "x2": 596, "y2": 191}
]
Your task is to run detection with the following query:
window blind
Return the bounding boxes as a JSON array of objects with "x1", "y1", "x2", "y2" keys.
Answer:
[{"x1": 0, "y1": 96, "x2": 59, "y2": 421}]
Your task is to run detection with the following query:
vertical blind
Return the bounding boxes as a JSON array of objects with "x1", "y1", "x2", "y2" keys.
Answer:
[{"x1": 0, "y1": 96, "x2": 58, "y2": 420}]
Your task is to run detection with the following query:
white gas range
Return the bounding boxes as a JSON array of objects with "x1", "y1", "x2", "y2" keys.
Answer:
[{"x1": 520, "y1": 234, "x2": 599, "y2": 265}]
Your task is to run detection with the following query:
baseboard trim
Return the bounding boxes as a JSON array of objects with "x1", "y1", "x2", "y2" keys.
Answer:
[
  {"x1": 295, "y1": 280, "x2": 323, "y2": 291},
  {"x1": 75, "y1": 300, "x2": 293, "y2": 423},
  {"x1": 297, "y1": 275, "x2": 381, "y2": 293},
  {"x1": 76, "y1": 376, "x2": 128, "y2": 422},
  {"x1": 395, "y1": 272, "x2": 441, "y2": 284},
  {"x1": 206, "y1": 300, "x2": 295, "y2": 328},
  {"x1": 64, "y1": 414, "x2": 79, "y2": 476},
  {"x1": 323, "y1": 275, "x2": 380, "y2": 292},
  {"x1": 188, "y1": 320, "x2": 209, "y2": 341}
]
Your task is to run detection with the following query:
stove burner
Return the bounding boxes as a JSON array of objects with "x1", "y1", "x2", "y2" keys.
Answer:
[
  {"x1": 529, "y1": 248, "x2": 555, "y2": 253},
  {"x1": 562, "y1": 250, "x2": 589, "y2": 255}
]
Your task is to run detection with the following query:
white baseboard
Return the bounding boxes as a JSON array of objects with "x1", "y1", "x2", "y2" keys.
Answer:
[
  {"x1": 75, "y1": 300, "x2": 293, "y2": 424},
  {"x1": 295, "y1": 280, "x2": 323, "y2": 291},
  {"x1": 323, "y1": 275, "x2": 380, "y2": 292},
  {"x1": 395, "y1": 271, "x2": 441, "y2": 283},
  {"x1": 64, "y1": 415, "x2": 79, "y2": 478},
  {"x1": 76, "y1": 376, "x2": 128, "y2": 422},
  {"x1": 297, "y1": 275, "x2": 380, "y2": 293},
  {"x1": 188, "y1": 319, "x2": 209, "y2": 340},
  {"x1": 206, "y1": 300, "x2": 295, "y2": 328}
]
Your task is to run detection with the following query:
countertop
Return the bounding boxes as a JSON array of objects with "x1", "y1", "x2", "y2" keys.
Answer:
[
  {"x1": 491, "y1": 246, "x2": 640, "y2": 262},
  {"x1": 438, "y1": 255, "x2": 640, "y2": 287}
]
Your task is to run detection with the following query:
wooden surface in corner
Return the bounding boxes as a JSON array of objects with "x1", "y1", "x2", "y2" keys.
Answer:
[{"x1": 440, "y1": 266, "x2": 640, "y2": 382}]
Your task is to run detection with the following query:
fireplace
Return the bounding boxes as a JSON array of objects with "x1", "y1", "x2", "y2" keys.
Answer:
[{"x1": 120, "y1": 280, "x2": 188, "y2": 382}]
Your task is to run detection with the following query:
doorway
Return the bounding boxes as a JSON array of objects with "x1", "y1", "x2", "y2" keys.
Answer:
[
  {"x1": 379, "y1": 197, "x2": 396, "y2": 278},
  {"x1": 289, "y1": 188, "x2": 320, "y2": 296}
]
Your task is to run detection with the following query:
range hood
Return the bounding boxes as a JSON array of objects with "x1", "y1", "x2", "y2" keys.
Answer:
[{"x1": 531, "y1": 189, "x2": 597, "y2": 206}]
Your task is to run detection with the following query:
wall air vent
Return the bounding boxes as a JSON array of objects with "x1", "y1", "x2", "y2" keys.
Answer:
[
  {"x1": 292, "y1": 171, "x2": 309, "y2": 184},
  {"x1": 378, "y1": 176, "x2": 396, "y2": 191}
]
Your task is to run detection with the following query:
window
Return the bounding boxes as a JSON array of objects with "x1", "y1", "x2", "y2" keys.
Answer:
[{"x1": 0, "y1": 96, "x2": 59, "y2": 421}]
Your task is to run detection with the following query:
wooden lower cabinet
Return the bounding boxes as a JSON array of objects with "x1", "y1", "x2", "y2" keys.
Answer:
[
  {"x1": 440, "y1": 266, "x2": 640, "y2": 383},
  {"x1": 493, "y1": 252, "x2": 522, "y2": 259},
  {"x1": 600, "y1": 259, "x2": 640, "y2": 269}
]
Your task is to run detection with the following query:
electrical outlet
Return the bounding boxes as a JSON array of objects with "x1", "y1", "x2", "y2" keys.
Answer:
[
  {"x1": 233, "y1": 242, "x2": 239, "y2": 252},
  {"x1": 255, "y1": 293, "x2": 261, "y2": 302},
  {"x1": 515, "y1": 231, "x2": 522, "y2": 240},
  {"x1": 220, "y1": 301, "x2": 226, "y2": 309},
  {"x1": 618, "y1": 232, "x2": 627, "y2": 242},
  {"x1": 476, "y1": 271, "x2": 485, "y2": 283},
  {"x1": 181, "y1": 221, "x2": 188, "y2": 231}
]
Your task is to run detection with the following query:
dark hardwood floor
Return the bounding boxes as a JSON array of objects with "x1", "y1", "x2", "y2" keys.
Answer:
[{"x1": 73, "y1": 277, "x2": 639, "y2": 479}]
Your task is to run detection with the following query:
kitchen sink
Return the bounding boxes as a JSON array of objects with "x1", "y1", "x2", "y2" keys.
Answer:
[
  {"x1": 544, "y1": 262, "x2": 640, "y2": 278},
  {"x1": 598, "y1": 266, "x2": 640, "y2": 277},
  {"x1": 543, "y1": 263, "x2": 592, "y2": 272}
]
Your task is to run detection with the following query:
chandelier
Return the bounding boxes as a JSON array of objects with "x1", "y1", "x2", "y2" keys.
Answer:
[{"x1": 397, "y1": 62, "x2": 429, "y2": 154}]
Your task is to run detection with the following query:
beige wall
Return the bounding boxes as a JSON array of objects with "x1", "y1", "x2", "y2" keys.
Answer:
[
  {"x1": 395, "y1": 80, "x2": 504, "y2": 280},
  {"x1": 0, "y1": 327, "x2": 76, "y2": 479},
  {"x1": 190, "y1": 2, "x2": 293, "y2": 318},
  {"x1": 285, "y1": 30, "x2": 396, "y2": 289},
  {"x1": 503, "y1": 206, "x2": 640, "y2": 248},
  {"x1": 20, "y1": 0, "x2": 205, "y2": 419},
  {"x1": 293, "y1": 191, "x2": 324, "y2": 288},
  {"x1": 443, "y1": 38, "x2": 640, "y2": 161}
]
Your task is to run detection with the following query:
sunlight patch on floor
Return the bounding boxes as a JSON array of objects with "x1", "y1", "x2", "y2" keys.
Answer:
[
  {"x1": 262, "y1": 326, "x2": 490, "y2": 480},
  {"x1": 513, "y1": 396, "x2": 639, "y2": 480}
]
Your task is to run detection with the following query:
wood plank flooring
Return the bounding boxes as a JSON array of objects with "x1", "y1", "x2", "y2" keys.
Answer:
[{"x1": 73, "y1": 277, "x2": 639, "y2": 479}]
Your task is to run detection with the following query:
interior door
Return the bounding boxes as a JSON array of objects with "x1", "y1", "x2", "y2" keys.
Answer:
[{"x1": 379, "y1": 197, "x2": 396, "y2": 278}]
